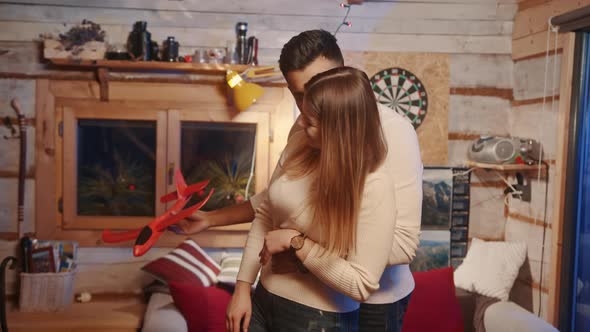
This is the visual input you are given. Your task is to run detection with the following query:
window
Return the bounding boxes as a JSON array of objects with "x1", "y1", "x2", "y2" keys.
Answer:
[
  {"x1": 77, "y1": 119, "x2": 157, "y2": 217},
  {"x1": 60, "y1": 102, "x2": 269, "y2": 232},
  {"x1": 34, "y1": 80, "x2": 290, "y2": 247},
  {"x1": 180, "y1": 121, "x2": 256, "y2": 211}
]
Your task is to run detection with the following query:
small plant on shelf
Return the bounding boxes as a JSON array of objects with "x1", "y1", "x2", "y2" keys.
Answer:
[{"x1": 41, "y1": 19, "x2": 107, "y2": 60}]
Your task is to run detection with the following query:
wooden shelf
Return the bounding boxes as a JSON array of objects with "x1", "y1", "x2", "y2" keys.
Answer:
[
  {"x1": 49, "y1": 58, "x2": 252, "y2": 75},
  {"x1": 466, "y1": 160, "x2": 547, "y2": 172},
  {"x1": 47, "y1": 58, "x2": 285, "y2": 101}
]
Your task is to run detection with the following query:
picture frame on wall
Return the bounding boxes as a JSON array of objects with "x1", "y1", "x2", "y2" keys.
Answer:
[
  {"x1": 410, "y1": 166, "x2": 471, "y2": 273},
  {"x1": 410, "y1": 230, "x2": 450, "y2": 272},
  {"x1": 421, "y1": 168, "x2": 454, "y2": 230},
  {"x1": 28, "y1": 247, "x2": 56, "y2": 273}
]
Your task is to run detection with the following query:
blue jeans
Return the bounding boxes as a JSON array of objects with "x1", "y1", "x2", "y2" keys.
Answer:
[
  {"x1": 249, "y1": 284, "x2": 359, "y2": 332},
  {"x1": 358, "y1": 292, "x2": 412, "y2": 332}
]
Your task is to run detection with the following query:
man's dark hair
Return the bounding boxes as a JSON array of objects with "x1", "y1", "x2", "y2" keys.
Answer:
[{"x1": 278, "y1": 30, "x2": 344, "y2": 76}]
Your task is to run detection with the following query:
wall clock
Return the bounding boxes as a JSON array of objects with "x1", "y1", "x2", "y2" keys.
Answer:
[{"x1": 370, "y1": 67, "x2": 428, "y2": 129}]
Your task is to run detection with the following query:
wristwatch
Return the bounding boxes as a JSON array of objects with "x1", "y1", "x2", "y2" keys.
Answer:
[{"x1": 290, "y1": 233, "x2": 306, "y2": 251}]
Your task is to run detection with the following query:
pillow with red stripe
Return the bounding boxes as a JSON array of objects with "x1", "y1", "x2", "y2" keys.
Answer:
[{"x1": 142, "y1": 239, "x2": 221, "y2": 287}]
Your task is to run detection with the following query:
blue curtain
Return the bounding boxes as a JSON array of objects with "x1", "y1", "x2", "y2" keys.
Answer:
[{"x1": 572, "y1": 32, "x2": 590, "y2": 332}]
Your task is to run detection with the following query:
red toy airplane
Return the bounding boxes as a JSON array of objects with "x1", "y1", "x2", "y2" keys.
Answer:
[{"x1": 101, "y1": 169, "x2": 214, "y2": 257}]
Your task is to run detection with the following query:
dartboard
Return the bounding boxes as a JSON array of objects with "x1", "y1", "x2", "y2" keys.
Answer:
[{"x1": 370, "y1": 68, "x2": 428, "y2": 129}]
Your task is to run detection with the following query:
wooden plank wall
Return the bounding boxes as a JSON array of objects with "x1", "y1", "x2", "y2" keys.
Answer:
[
  {"x1": 512, "y1": 0, "x2": 590, "y2": 61},
  {"x1": 507, "y1": 0, "x2": 588, "y2": 321},
  {"x1": 0, "y1": 0, "x2": 519, "y2": 295}
]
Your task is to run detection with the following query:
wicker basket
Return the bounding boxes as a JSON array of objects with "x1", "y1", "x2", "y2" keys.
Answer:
[{"x1": 19, "y1": 271, "x2": 76, "y2": 312}]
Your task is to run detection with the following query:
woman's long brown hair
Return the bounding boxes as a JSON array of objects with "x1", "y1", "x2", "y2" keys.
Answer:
[{"x1": 284, "y1": 66, "x2": 387, "y2": 258}]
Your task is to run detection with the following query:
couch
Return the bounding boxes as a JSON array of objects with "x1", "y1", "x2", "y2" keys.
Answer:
[
  {"x1": 141, "y1": 278, "x2": 558, "y2": 332},
  {"x1": 455, "y1": 288, "x2": 558, "y2": 332}
]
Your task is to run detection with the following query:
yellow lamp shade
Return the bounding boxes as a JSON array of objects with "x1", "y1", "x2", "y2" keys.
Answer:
[{"x1": 226, "y1": 70, "x2": 264, "y2": 112}]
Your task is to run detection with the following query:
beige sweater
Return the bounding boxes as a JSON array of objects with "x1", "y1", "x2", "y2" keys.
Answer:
[{"x1": 238, "y1": 108, "x2": 422, "y2": 311}]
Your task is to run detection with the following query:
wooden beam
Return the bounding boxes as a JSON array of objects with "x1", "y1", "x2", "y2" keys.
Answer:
[
  {"x1": 448, "y1": 133, "x2": 481, "y2": 140},
  {"x1": 49, "y1": 59, "x2": 251, "y2": 75},
  {"x1": 508, "y1": 211, "x2": 552, "y2": 228},
  {"x1": 0, "y1": 72, "x2": 95, "y2": 80},
  {"x1": 96, "y1": 67, "x2": 109, "y2": 101},
  {"x1": 514, "y1": 47, "x2": 563, "y2": 62},
  {"x1": 514, "y1": 277, "x2": 550, "y2": 293},
  {"x1": 468, "y1": 235, "x2": 505, "y2": 241},
  {"x1": 450, "y1": 87, "x2": 514, "y2": 100},
  {"x1": 0, "y1": 71, "x2": 287, "y2": 87},
  {"x1": 547, "y1": 32, "x2": 576, "y2": 327},
  {"x1": 34, "y1": 79, "x2": 58, "y2": 241},
  {"x1": 466, "y1": 160, "x2": 548, "y2": 173},
  {"x1": 36, "y1": 227, "x2": 249, "y2": 248},
  {"x1": 471, "y1": 181, "x2": 508, "y2": 188},
  {"x1": 512, "y1": 95, "x2": 559, "y2": 107}
]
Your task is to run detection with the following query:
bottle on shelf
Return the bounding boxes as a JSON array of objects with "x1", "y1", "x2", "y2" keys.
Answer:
[
  {"x1": 235, "y1": 22, "x2": 248, "y2": 64},
  {"x1": 127, "y1": 21, "x2": 152, "y2": 61}
]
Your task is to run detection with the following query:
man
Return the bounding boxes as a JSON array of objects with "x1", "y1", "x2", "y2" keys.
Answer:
[{"x1": 175, "y1": 30, "x2": 422, "y2": 331}]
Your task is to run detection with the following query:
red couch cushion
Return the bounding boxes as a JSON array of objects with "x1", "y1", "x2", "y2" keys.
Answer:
[
  {"x1": 169, "y1": 282, "x2": 231, "y2": 332},
  {"x1": 402, "y1": 267, "x2": 464, "y2": 332}
]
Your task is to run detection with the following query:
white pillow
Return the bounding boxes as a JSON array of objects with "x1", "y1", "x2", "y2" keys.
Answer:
[{"x1": 454, "y1": 238, "x2": 527, "y2": 301}]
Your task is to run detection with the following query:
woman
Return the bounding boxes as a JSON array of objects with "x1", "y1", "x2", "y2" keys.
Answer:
[{"x1": 227, "y1": 66, "x2": 398, "y2": 332}]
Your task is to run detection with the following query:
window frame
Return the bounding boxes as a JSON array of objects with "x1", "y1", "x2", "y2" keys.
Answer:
[
  {"x1": 169, "y1": 108, "x2": 270, "y2": 232},
  {"x1": 34, "y1": 80, "x2": 282, "y2": 247},
  {"x1": 61, "y1": 104, "x2": 168, "y2": 230}
]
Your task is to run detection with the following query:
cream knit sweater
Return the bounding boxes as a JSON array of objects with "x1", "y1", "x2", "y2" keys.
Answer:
[{"x1": 239, "y1": 106, "x2": 422, "y2": 311}]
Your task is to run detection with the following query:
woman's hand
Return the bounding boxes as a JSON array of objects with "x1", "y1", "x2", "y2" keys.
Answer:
[
  {"x1": 226, "y1": 281, "x2": 252, "y2": 332},
  {"x1": 259, "y1": 229, "x2": 300, "y2": 265},
  {"x1": 168, "y1": 210, "x2": 211, "y2": 235}
]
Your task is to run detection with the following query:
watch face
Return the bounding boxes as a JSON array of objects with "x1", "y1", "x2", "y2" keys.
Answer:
[
  {"x1": 290, "y1": 235, "x2": 305, "y2": 250},
  {"x1": 370, "y1": 67, "x2": 428, "y2": 129}
]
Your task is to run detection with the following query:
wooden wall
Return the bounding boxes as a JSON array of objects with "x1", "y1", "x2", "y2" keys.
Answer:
[
  {"x1": 0, "y1": 0, "x2": 519, "y2": 295},
  {"x1": 507, "y1": 0, "x2": 590, "y2": 322},
  {"x1": 512, "y1": 0, "x2": 590, "y2": 61}
]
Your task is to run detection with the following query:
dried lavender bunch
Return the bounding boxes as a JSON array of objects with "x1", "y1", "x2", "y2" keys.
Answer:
[{"x1": 58, "y1": 19, "x2": 106, "y2": 51}]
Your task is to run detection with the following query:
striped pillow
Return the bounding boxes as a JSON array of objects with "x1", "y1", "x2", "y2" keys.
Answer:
[
  {"x1": 217, "y1": 253, "x2": 260, "y2": 288},
  {"x1": 217, "y1": 254, "x2": 242, "y2": 286},
  {"x1": 142, "y1": 239, "x2": 221, "y2": 287}
]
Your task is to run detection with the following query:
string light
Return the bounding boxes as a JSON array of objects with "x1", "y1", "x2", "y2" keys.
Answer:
[{"x1": 334, "y1": 3, "x2": 353, "y2": 36}]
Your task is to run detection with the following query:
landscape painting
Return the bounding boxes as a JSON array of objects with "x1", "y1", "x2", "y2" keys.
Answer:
[
  {"x1": 410, "y1": 230, "x2": 450, "y2": 272},
  {"x1": 421, "y1": 168, "x2": 453, "y2": 229}
]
